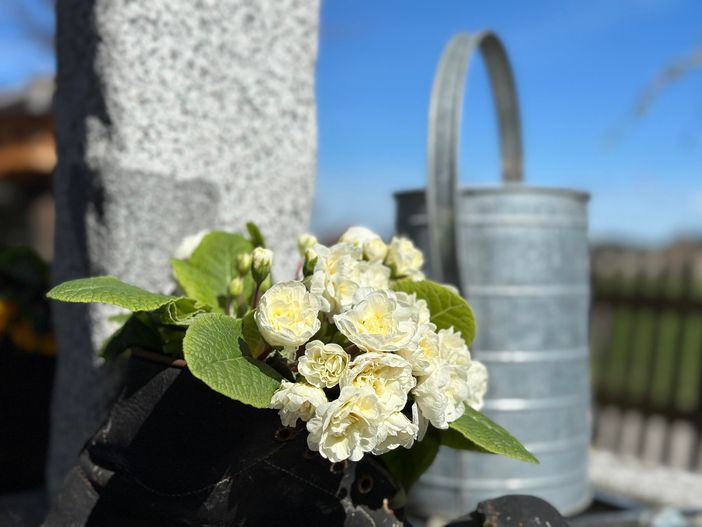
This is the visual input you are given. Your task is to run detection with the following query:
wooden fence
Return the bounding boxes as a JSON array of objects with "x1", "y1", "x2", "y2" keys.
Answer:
[{"x1": 591, "y1": 241, "x2": 702, "y2": 471}]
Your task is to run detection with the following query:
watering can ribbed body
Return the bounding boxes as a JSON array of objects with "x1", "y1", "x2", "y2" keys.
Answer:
[{"x1": 394, "y1": 31, "x2": 592, "y2": 517}]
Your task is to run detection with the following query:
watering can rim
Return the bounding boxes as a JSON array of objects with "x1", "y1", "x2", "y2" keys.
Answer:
[{"x1": 394, "y1": 184, "x2": 590, "y2": 202}]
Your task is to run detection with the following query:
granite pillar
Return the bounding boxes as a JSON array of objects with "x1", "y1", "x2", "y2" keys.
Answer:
[{"x1": 50, "y1": 0, "x2": 319, "y2": 493}]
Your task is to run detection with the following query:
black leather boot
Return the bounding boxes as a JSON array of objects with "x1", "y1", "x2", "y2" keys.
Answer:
[{"x1": 43, "y1": 355, "x2": 407, "y2": 526}]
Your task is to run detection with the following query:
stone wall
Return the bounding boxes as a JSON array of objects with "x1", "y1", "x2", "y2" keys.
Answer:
[{"x1": 50, "y1": 0, "x2": 319, "y2": 493}]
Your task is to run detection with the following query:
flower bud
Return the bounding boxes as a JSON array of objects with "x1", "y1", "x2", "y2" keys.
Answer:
[
  {"x1": 303, "y1": 247, "x2": 318, "y2": 277},
  {"x1": 297, "y1": 233, "x2": 318, "y2": 256},
  {"x1": 237, "y1": 253, "x2": 252, "y2": 275},
  {"x1": 252, "y1": 247, "x2": 273, "y2": 284},
  {"x1": 228, "y1": 276, "x2": 245, "y2": 297}
]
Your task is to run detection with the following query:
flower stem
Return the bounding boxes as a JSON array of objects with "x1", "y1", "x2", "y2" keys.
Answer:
[{"x1": 252, "y1": 282, "x2": 262, "y2": 309}]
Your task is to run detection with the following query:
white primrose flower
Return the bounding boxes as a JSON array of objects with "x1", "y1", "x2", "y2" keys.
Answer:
[
  {"x1": 437, "y1": 327, "x2": 472, "y2": 367},
  {"x1": 385, "y1": 236, "x2": 425, "y2": 280},
  {"x1": 372, "y1": 410, "x2": 419, "y2": 455},
  {"x1": 270, "y1": 380, "x2": 327, "y2": 427},
  {"x1": 396, "y1": 326, "x2": 440, "y2": 378},
  {"x1": 394, "y1": 291, "x2": 432, "y2": 329},
  {"x1": 364, "y1": 238, "x2": 388, "y2": 262},
  {"x1": 357, "y1": 260, "x2": 391, "y2": 291},
  {"x1": 413, "y1": 402, "x2": 430, "y2": 441},
  {"x1": 412, "y1": 327, "x2": 486, "y2": 427},
  {"x1": 173, "y1": 229, "x2": 210, "y2": 259},
  {"x1": 339, "y1": 226, "x2": 388, "y2": 262},
  {"x1": 363, "y1": 238, "x2": 388, "y2": 263},
  {"x1": 466, "y1": 360, "x2": 488, "y2": 411},
  {"x1": 339, "y1": 352, "x2": 416, "y2": 412},
  {"x1": 298, "y1": 340, "x2": 349, "y2": 388},
  {"x1": 339, "y1": 226, "x2": 380, "y2": 245},
  {"x1": 412, "y1": 364, "x2": 468, "y2": 429},
  {"x1": 309, "y1": 243, "x2": 363, "y2": 314},
  {"x1": 255, "y1": 281, "x2": 321, "y2": 352},
  {"x1": 306, "y1": 385, "x2": 383, "y2": 462},
  {"x1": 333, "y1": 290, "x2": 421, "y2": 353}
]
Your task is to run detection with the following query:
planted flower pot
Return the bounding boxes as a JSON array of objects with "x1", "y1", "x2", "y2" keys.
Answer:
[
  {"x1": 45, "y1": 352, "x2": 406, "y2": 526},
  {"x1": 45, "y1": 226, "x2": 538, "y2": 525}
]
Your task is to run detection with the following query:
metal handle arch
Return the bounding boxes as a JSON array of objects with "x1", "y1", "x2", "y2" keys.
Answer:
[{"x1": 426, "y1": 30, "x2": 523, "y2": 285}]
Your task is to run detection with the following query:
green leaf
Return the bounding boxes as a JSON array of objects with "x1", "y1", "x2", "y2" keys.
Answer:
[
  {"x1": 47, "y1": 276, "x2": 177, "y2": 312},
  {"x1": 183, "y1": 313, "x2": 282, "y2": 408},
  {"x1": 108, "y1": 313, "x2": 132, "y2": 324},
  {"x1": 172, "y1": 231, "x2": 253, "y2": 311},
  {"x1": 439, "y1": 428, "x2": 490, "y2": 452},
  {"x1": 246, "y1": 222, "x2": 266, "y2": 248},
  {"x1": 101, "y1": 315, "x2": 162, "y2": 360},
  {"x1": 158, "y1": 297, "x2": 210, "y2": 326},
  {"x1": 381, "y1": 429, "x2": 441, "y2": 490},
  {"x1": 241, "y1": 310, "x2": 265, "y2": 357},
  {"x1": 448, "y1": 405, "x2": 539, "y2": 464},
  {"x1": 171, "y1": 260, "x2": 220, "y2": 311},
  {"x1": 393, "y1": 280, "x2": 476, "y2": 346}
]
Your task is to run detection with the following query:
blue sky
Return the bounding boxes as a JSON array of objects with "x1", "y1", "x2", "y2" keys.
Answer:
[
  {"x1": 313, "y1": 0, "x2": 702, "y2": 243},
  {"x1": 2, "y1": 1, "x2": 701, "y2": 244},
  {"x1": 0, "y1": 1, "x2": 53, "y2": 90}
]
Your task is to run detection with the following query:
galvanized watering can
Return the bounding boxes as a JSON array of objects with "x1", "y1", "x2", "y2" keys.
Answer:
[{"x1": 394, "y1": 31, "x2": 592, "y2": 517}]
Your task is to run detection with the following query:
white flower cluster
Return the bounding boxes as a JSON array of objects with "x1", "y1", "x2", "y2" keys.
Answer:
[{"x1": 258, "y1": 226, "x2": 488, "y2": 463}]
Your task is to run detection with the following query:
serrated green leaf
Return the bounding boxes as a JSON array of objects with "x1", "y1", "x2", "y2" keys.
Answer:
[
  {"x1": 171, "y1": 231, "x2": 253, "y2": 312},
  {"x1": 101, "y1": 315, "x2": 162, "y2": 360},
  {"x1": 393, "y1": 280, "x2": 476, "y2": 346},
  {"x1": 183, "y1": 313, "x2": 282, "y2": 408},
  {"x1": 246, "y1": 222, "x2": 266, "y2": 248},
  {"x1": 381, "y1": 429, "x2": 441, "y2": 490},
  {"x1": 47, "y1": 276, "x2": 177, "y2": 312},
  {"x1": 449, "y1": 405, "x2": 538, "y2": 464}
]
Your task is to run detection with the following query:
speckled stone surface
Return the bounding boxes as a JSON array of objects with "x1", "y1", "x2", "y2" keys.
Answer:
[{"x1": 49, "y1": 0, "x2": 319, "y2": 493}]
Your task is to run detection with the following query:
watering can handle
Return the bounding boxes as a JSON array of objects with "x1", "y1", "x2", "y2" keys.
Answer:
[{"x1": 426, "y1": 31, "x2": 523, "y2": 285}]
